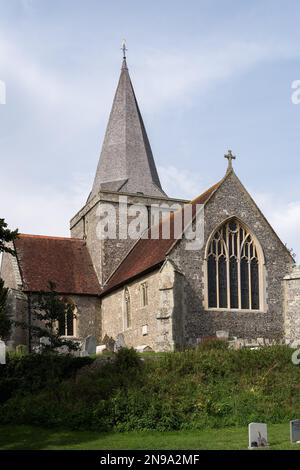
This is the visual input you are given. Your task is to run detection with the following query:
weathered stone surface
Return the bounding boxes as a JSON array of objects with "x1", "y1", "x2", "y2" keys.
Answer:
[
  {"x1": 284, "y1": 266, "x2": 300, "y2": 342},
  {"x1": 169, "y1": 171, "x2": 294, "y2": 345},
  {"x1": 70, "y1": 191, "x2": 186, "y2": 285},
  {"x1": 83, "y1": 335, "x2": 97, "y2": 355}
]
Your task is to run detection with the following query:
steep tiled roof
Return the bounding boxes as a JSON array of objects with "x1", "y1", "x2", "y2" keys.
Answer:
[
  {"x1": 101, "y1": 181, "x2": 222, "y2": 295},
  {"x1": 14, "y1": 235, "x2": 100, "y2": 295}
]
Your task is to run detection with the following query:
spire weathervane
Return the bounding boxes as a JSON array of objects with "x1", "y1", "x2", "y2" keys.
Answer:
[
  {"x1": 224, "y1": 149, "x2": 236, "y2": 172},
  {"x1": 121, "y1": 39, "x2": 127, "y2": 60}
]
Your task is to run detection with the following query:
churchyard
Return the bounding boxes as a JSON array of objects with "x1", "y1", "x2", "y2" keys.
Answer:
[
  {"x1": 0, "y1": 423, "x2": 299, "y2": 450},
  {"x1": 1, "y1": 342, "x2": 300, "y2": 450}
]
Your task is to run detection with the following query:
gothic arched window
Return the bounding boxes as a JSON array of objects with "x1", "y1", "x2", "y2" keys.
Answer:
[
  {"x1": 124, "y1": 287, "x2": 131, "y2": 329},
  {"x1": 206, "y1": 219, "x2": 263, "y2": 310}
]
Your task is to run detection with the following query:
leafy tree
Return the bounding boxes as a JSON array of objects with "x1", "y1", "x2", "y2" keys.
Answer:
[
  {"x1": 0, "y1": 278, "x2": 10, "y2": 340},
  {"x1": 16, "y1": 282, "x2": 80, "y2": 353},
  {"x1": 0, "y1": 218, "x2": 18, "y2": 339},
  {"x1": 0, "y1": 218, "x2": 18, "y2": 255}
]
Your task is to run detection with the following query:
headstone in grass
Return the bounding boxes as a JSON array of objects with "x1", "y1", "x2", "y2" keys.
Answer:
[
  {"x1": 114, "y1": 333, "x2": 126, "y2": 351},
  {"x1": 96, "y1": 345, "x2": 107, "y2": 354},
  {"x1": 0, "y1": 340, "x2": 5, "y2": 364},
  {"x1": 248, "y1": 423, "x2": 268, "y2": 449},
  {"x1": 16, "y1": 344, "x2": 27, "y2": 355},
  {"x1": 216, "y1": 330, "x2": 229, "y2": 340},
  {"x1": 290, "y1": 420, "x2": 300, "y2": 444},
  {"x1": 135, "y1": 345, "x2": 153, "y2": 353},
  {"x1": 83, "y1": 335, "x2": 97, "y2": 355},
  {"x1": 102, "y1": 334, "x2": 115, "y2": 351}
]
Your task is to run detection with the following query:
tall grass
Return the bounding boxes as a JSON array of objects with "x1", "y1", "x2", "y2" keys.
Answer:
[{"x1": 0, "y1": 344, "x2": 300, "y2": 431}]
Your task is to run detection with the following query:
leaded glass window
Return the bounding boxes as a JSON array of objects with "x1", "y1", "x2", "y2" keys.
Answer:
[{"x1": 207, "y1": 219, "x2": 262, "y2": 310}]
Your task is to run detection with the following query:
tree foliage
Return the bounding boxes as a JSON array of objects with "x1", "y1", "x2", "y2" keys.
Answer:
[
  {"x1": 0, "y1": 278, "x2": 11, "y2": 340},
  {"x1": 0, "y1": 219, "x2": 18, "y2": 255},
  {"x1": 16, "y1": 282, "x2": 79, "y2": 353},
  {"x1": 0, "y1": 218, "x2": 17, "y2": 339}
]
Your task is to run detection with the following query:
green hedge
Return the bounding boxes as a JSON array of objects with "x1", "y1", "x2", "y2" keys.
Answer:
[
  {"x1": 0, "y1": 345, "x2": 300, "y2": 431},
  {"x1": 0, "y1": 353, "x2": 93, "y2": 402}
]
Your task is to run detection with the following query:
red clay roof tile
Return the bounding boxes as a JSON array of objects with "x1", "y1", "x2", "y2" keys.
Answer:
[
  {"x1": 101, "y1": 181, "x2": 222, "y2": 295},
  {"x1": 14, "y1": 234, "x2": 100, "y2": 295}
]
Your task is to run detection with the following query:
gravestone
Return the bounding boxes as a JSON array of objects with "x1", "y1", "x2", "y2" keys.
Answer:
[
  {"x1": 248, "y1": 423, "x2": 268, "y2": 448},
  {"x1": 0, "y1": 340, "x2": 6, "y2": 364},
  {"x1": 56, "y1": 345, "x2": 69, "y2": 355},
  {"x1": 216, "y1": 330, "x2": 229, "y2": 340},
  {"x1": 102, "y1": 334, "x2": 115, "y2": 352},
  {"x1": 83, "y1": 335, "x2": 96, "y2": 355},
  {"x1": 96, "y1": 345, "x2": 107, "y2": 355},
  {"x1": 40, "y1": 336, "x2": 51, "y2": 347},
  {"x1": 114, "y1": 333, "x2": 126, "y2": 352},
  {"x1": 135, "y1": 345, "x2": 153, "y2": 353},
  {"x1": 80, "y1": 350, "x2": 89, "y2": 357},
  {"x1": 16, "y1": 344, "x2": 28, "y2": 355},
  {"x1": 290, "y1": 420, "x2": 300, "y2": 444}
]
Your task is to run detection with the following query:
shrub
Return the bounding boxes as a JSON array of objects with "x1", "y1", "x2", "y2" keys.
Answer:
[
  {"x1": 0, "y1": 353, "x2": 94, "y2": 403},
  {"x1": 1, "y1": 345, "x2": 300, "y2": 432}
]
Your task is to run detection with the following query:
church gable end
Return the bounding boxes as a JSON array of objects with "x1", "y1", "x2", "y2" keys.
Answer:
[{"x1": 168, "y1": 169, "x2": 294, "y2": 345}]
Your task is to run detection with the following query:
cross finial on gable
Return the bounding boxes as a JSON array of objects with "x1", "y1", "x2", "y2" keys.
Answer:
[{"x1": 224, "y1": 149, "x2": 236, "y2": 172}]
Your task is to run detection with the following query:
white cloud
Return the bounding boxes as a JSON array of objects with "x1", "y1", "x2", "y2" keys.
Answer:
[
  {"x1": 134, "y1": 40, "x2": 300, "y2": 111},
  {"x1": 158, "y1": 165, "x2": 204, "y2": 200},
  {"x1": 0, "y1": 34, "x2": 112, "y2": 126},
  {"x1": 0, "y1": 171, "x2": 92, "y2": 237},
  {"x1": 1, "y1": 32, "x2": 299, "y2": 123},
  {"x1": 253, "y1": 191, "x2": 300, "y2": 261},
  {"x1": 0, "y1": 30, "x2": 299, "y2": 265}
]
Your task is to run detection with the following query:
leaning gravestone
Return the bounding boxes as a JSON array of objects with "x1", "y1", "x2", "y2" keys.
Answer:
[
  {"x1": 114, "y1": 333, "x2": 126, "y2": 352},
  {"x1": 248, "y1": 423, "x2": 268, "y2": 448},
  {"x1": 83, "y1": 335, "x2": 97, "y2": 355},
  {"x1": 0, "y1": 340, "x2": 6, "y2": 364},
  {"x1": 102, "y1": 334, "x2": 115, "y2": 352},
  {"x1": 290, "y1": 420, "x2": 300, "y2": 444}
]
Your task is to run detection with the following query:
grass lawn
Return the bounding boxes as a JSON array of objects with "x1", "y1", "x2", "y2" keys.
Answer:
[{"x1": 0, "y1": 424, "x2": 299, "y2": 450}]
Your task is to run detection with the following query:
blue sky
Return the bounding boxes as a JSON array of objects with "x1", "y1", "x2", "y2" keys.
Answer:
[{"x1": 0, "y1": 0, "x2": 300, "y2": 259}]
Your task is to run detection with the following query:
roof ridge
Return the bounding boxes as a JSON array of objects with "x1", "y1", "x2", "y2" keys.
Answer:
[
  {"x1": 101, "y1": 179, "x2": 222, "y2": 295},
  {"x1": 19, "y1": 234, "x2": 84, "y2": 241}
]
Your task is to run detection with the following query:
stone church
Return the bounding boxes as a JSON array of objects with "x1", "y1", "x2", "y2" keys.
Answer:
[{"x1": 1, "y1": 53, "x2": 300, "y2": 351}]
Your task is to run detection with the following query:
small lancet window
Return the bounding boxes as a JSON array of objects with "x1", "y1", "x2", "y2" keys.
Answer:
[
  {"x1": 124, "y1": 287, "x2": 131, "y2": 329},
  {"x1": 140, "y1": 282, "x2": 148, "y2": 307},
  {"x1": 58, "y1": 302, "x2": 76, "y2": 337}
]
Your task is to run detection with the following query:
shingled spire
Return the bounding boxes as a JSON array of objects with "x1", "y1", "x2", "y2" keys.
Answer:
[{"x1": 89, "y1": 51, "x2": 167, "y2": 200}]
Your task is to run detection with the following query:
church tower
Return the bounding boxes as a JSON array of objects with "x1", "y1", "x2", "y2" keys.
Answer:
[
  {"x1": 70, "y1": 48, "x2": 186, "y2": 285},
  {"x1": 89, "y1": 51, "x2": 166, "y2": 200}
]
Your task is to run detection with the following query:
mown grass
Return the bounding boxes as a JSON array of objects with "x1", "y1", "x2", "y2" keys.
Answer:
[{"x1": 0, "y1": 423, "x2": 299, "y2": 450}]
